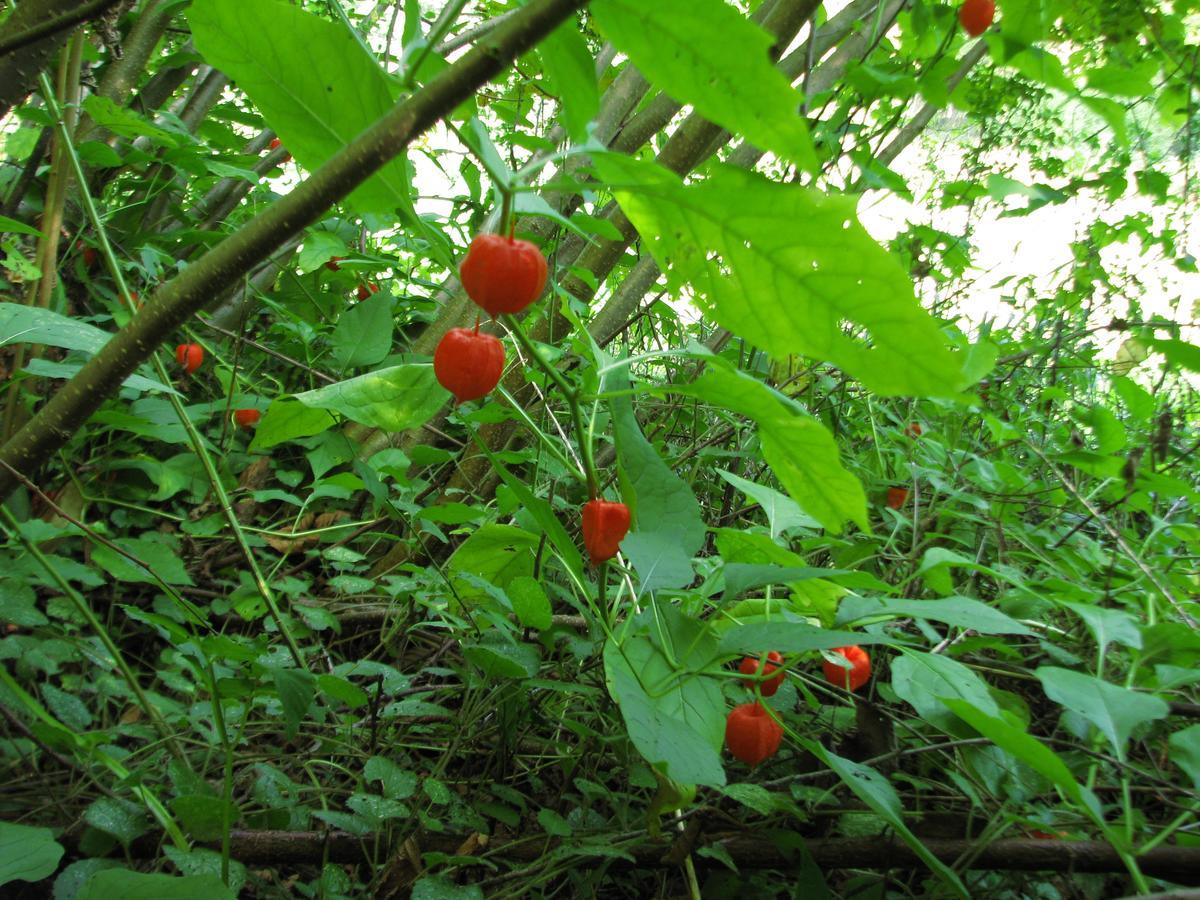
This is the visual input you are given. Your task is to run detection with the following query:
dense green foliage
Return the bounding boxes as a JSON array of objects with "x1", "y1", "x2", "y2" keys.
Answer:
[{"x1": 0, "y1": 0, "x2": 1198, "y2": 897}]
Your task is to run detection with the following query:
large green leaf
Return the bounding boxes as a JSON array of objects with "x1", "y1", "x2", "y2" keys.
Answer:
[
  {"x1": 595, "y1": 155, "x2": 970, "y2": 397},
  {"x1": 250, "y1": 399, "x2": 337, "y2": 450},
  {"x1": 78, "y1": 869, "x2": 236, "y2": 900},
  {"x1": 537, "y1": 22, "x2": 599, "y2": 144},
  {"x1": 800, "y1": 741, "x2": 968, "y2": 898},
  {"x1": 940, "y1": 699, "x2": 1105, "y2": 826},
  {"x1": 294, "y1": 364, "x2": 445, "y2": 431},
  {"x1": 330, "y1": 290, "x2": 394, "y2": 369},
  {"x1": 610, "y1": 366, "x2": 705, "y2": 593},
  {"x1": 603, "y1": 613, "x2": 726, "y2": 787},
  {"x1": 591, "y1": 0, "x2": 815, "y2": 169},
  {"x1": 446, "y1": 525, "x2": 540, "y2": 603},
  {"x1": 717, "y1": 622, "x2": 898, "y2": 657},
  {"x1": 187, "y1": 0, "x2": 454, "y2": 265},
  {"x1": 838, "y1": 596, "x2": 1033, "y2": 636},
  {"x1": 1168, "y1": 723, "x2": 1200, "y2": 789},
  {"x1": 716, "y1": 469, "x2": 820, "y2": 537},
  {"x1": 0, "y1": 821, "x2": 63, "y2": 887},
  {"x1": 671, "y1": 359, "x2": 866, "y2": 533},
  {"x1": 1035, "y1": 667, "x2": 1169, "y2": 761},
  {"x1": 890, "y1": 651, "x2": 999, "y2": 735}
]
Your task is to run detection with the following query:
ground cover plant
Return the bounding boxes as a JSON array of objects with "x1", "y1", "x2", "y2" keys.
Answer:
[{"x1": 0, "y1": 0, "x2": 1198, "y2": 896}]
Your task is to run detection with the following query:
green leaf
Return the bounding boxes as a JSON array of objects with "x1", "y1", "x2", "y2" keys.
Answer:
[
  {"x1": 81, "y1": 97, "x2": 180, "y2": 146},
  {"x1": 1035, "y1": 667, "x2": 1169, "y2": 761},
  {"x1": 77, "y1": 869, "x2": 236, "y2": 900},
  {"x1": 715, "y1": 469, "x2": 820, "y2": 537},
  {"x1": 187, "y1": 0, "x2": 454, "y2": 269},
  {"x1": 1149, "y1": 338, "x2": 1200, "y2": 373},
  {"x1": 1168, "y1": 724, "x2": 1200, "y2": 789},
  {"x1": 890, "y1": 651, "x2": 999, "y2": 735},
  {"x1": 507, "y1": 576, "x2": 552, "y2": 631},
  {"x1": 838, "y1": 596, "x2": 1033, "y2": 636},
  {"x1": 316, "y1": 674, "x2": 370, "y2": 708},
  {"x1": 717, "y1": 621, "x2": 897, "y2": 657},
  {"x1": 463, "y1": 634, "x2": 540, "y2": 679},
  {"x1": 1, "y1": 302, "x2": 110, "y2": 353},
  {"x1": 801, "y1": 742, "x2": 968, "y2": 898},
  {"x1": 0, "y1": 579, "x2": 47, "y2": 627},
  {"x1": 161, "y1": 848, "x2": 247, "y2": 896},
  {"x1": 611, "y1": 366, "x2": 705, "y2": 592},
  {"x1": 537, "y1": 22, "x2": 599, "y2": 143},
  {"x1": 250, "y1": 399, "x2": 337, "y2": 450},
  {"x1": 1085, "y1": 60, "x2": 1157, "y2": 98},
  {"x1": 21, "y1": 359, "x2": 177, "y2": 396},
  {"x1": 0, "y1": 821, "x2": 63, "y2": 887},
  {"x1": 411, "y1": 876, "x2": 483, "y2": 900},
  {"x1": 0, "y1": 216, "x2": 42, "y2": 237},
  {"x1": 294, "y1": 364, "x2": 445, "y2": 431},
  {"x1": 83, "y1": 797, "x2": 150, "y2": 847},
  {"x1": 271, "y1": 667, "x2": 316, "y2": 740},
  {"x1": 940, "y1": 699, "x2": 1104, "y2": 827},
  {"x1": 364, "y1": 757, "x2": 418, "y2": 800},
  {"x1": 90, "y1": 537, "x2": 195, "y2": 587},
  {"x1": 595, "y1": 156, "x2": 968, "y2": 397},
  {"x1": 720, "y1": 564, "x2": 843, "y2": 602},
  {"x1": 603, "y1": 630, "x2": 726, "y2": 787},
  {"x1": 446, "y1": 525, "x2": 540, "y2": 601},
  {"x1": 169, "y1": 795, "x2": 236, "y2": 842},
  {"x1": 1059, "y1": 602, "x2": 1141, "y2": 660},
  {"x1": 330, "y1": 290, "x2": 395, "y2": 369},
  {"x1": 591, "y1": 0, "x2": 815, "y2": 169},
  {"x1": 671, "y1": 359, "x2": 866, "y2": 533},
  {"x1": 604, "y1": 614, "x2": 724, "y2": 787}
]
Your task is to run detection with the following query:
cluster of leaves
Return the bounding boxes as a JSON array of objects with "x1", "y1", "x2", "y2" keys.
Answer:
[{"x1": 0, "y1": 0, "x2": 1198, "y2": 897}]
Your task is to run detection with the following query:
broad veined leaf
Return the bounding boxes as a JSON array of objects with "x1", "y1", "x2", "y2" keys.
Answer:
[
  {"x1": 716, "y1": 468, "x2": 821, "y2": 536},
  {"x1": 536, "y1": 22, "x2": 599, "y2": 144},
  {"x1": 1168, "y1": 723, "x2": 1200, "y2": 789},
  {"x1": 837, "y1": 595, "x2": 1033, "y2": 636},
  {"x1": 670, "y1": 359, "x2": 867, "y2": 533},
  {"x1": 1035, "y1": 667, "x2": 1169, "y2": 761},
  {"x1": 187, "y1": 0, "x2": 454, "y2": 266},
  {"x1": 330, "y1": 290, "x2": 395, "y2": 369},
  {"x1": 941, "y1": 700, "x2": 1106, "y2": 828},
  {"x1": 595, "y1": 155, "x2": 971, "y2": 397},
  {"x1": 717, "y1": 622, "x2": 899, "y2": 658},
  {"x1": 591, "y1": 0, "x2": 815, "y2": 169},
  {"x1": 446, "y1": 524, "x2": 540, "y2": 602},
  {"x1": 77, "y1": 869, "x2": 236, "y2": 900},
  {"x1": 891, "y1": 651, "x2": 999, "y2": 735},
  {"x1": 294, "y1": 364, "x2": 445, "y2": 431},
  {"x1": 250, "y1": 399, "x2": 337, "y2": 450},
  {"x1": 0, "y1": 821, "x2": 63, "y2": 887},
  {"x1": 603, "y1": 617, "x2": 726, "y2": 786},
  {"x1": 610, "y1": 364, "x2": 705, "y2": 593},
  {"x1": 799, "y1": 740, "x2": 968, "y2": 898}
]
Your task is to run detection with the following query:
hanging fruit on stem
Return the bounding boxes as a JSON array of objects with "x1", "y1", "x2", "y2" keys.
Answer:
[
  {"x1": 581, "y1": 498, "x2": 630, "y2": 565},
  {"x1": 459, "y1": 233, "x2": 548, "y2": 318},
  {"x1": 725, "y1": 702, "x2": 783, "y2": 767},
  {"x1": 433, "y1": 327, "x2": 505, "y2": 404}
]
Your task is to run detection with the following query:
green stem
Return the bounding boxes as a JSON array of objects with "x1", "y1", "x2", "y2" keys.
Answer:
[
  {"x1": 504, "y1": 313, "x2": 599, "y2": 497},
  {"x1": 499, "y1": 184, "x2": 515, "y2": 237},
  {"x1": 204, "y1": 661, "x2": 235, "y2": 886}
]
